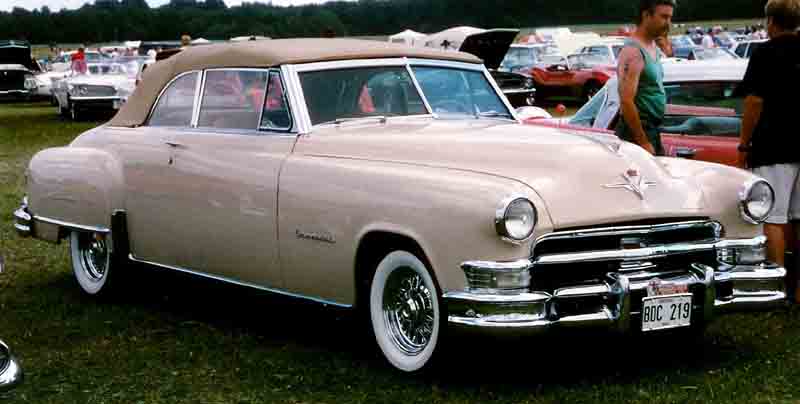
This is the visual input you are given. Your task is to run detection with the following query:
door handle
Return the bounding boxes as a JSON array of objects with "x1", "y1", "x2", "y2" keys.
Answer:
[
  {"x1": 163, "y1": 140, "x2": 185, "y2": 148},
  {"x1": 675, "y1": 147, "x2": 697, "y2": 158}
]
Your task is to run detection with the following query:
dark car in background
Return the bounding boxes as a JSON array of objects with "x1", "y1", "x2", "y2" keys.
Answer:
[
  {"x1": 0, "y1": 40, "x2": 40, "y2": 100},
  {"x1": 457, "y1": 29, "x2": 537, "y2": 107}
]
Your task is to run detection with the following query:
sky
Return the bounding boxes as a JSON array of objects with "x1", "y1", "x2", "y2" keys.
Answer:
[{"x1": 3, "y1": 0, "x2": 336, "y2": 12}]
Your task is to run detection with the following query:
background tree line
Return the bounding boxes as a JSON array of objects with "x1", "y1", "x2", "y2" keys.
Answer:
[{"x1": 1, "y1": 0, "x2": 768, "y2": 45}]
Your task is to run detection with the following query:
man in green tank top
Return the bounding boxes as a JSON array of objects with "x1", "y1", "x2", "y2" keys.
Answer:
[{"x1": 615, "y1": 0, "x2": 675, "y2": 155}]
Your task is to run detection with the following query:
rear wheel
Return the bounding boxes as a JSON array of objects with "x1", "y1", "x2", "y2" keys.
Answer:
[
  {"x1": 70, "y1": 231, "x2": 123, "y2": 296},
  {"x1": 369, "y1": 250, "x2": 443, "y2": 372}
]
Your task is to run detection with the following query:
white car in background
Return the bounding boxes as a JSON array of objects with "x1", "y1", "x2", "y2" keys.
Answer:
[
  {"x1": 732, "y1": 39, "x2": 766, "y2": 59},
  {"x1": 53, "y1": 58, "x2": 143, "y2": 120}
]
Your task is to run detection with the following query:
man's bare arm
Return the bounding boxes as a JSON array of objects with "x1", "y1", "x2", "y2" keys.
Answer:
[
  {"x1": 739, "y1": 95, "x2": 763, "y2": 147},
  {"x1": 616, "y1": 47, "x2": 652, "y2": 152}
]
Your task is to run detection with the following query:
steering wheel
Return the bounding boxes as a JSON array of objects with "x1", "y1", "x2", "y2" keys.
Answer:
[{"x1": 431, "y1": 99, "x2": 471, "y2": 114}]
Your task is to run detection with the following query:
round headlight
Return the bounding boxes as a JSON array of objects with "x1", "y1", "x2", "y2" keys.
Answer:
[
  {"x1": 495, "y1": 197, "x2": 537, "y2": 242},
  {"x1": 524, "y1": 78, "x2": 534, "y2": 89},
  {"x1": 739, "y1": 179, "x2": 774, "y2": 224}
]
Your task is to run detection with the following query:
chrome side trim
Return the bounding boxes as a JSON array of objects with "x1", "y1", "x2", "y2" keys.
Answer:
[
  {"x1": 0, "y1": 339, "x2": 23, "y2": 392},
  {"x1": 128, "y1": 254, "x2": 352, "y2": 308},
  {"x1": 190, "y1": 69, "x2": 205, "y2": 128},
  {"x1": 33, "y1": 215, "x2": 110, "y2": 234}
]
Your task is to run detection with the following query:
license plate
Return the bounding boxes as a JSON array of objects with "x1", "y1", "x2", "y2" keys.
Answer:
[{"x1": 641, "y1": 294, "x2": 692, "y2": 332}]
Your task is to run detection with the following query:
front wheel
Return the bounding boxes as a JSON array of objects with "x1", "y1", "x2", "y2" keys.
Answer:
[
  {"x1": 369, "y1": 251, "x2": 443, "y2": 372},
  {"x1": 70, "y1": 231, "x2": 122, "y2": 296}
]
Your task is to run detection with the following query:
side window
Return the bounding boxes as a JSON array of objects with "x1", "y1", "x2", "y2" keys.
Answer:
[
  {"x1": 148, "y1": 71, "x2": 199, "y2": 127},
  {"x1": 260, "y1": 71, "x2": 292, "y2": 131},
  {"x1": 662, "y1": 82, "x2": 743, "y2": 137},
  {"x1": 735, "y1": 44, "x2": 747, "y2": 58},
  {"x1": 198, "y1": 69, "x2": 269, "y2": 130}
]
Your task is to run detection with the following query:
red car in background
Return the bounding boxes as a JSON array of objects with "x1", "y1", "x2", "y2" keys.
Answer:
[
  {"x1": 523, "y1": 53, "x2": 616, "y2": 103},
  {"x1": 524, "y1": 60, "x2": 748, "y2": 167}
]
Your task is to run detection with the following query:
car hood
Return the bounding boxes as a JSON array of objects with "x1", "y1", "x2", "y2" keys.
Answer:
[
  {"x1": 300, "y1": 119, "x2": 708, "y2": 229},
  {"x1": 459, "y1": 29, "x2": 519, "y2": 69},
  {"x1": 0, "y1": 63, "x2": 30, "y2": 72},
  {"x1": 0, "y1": 44, "x2": 37, "y2": 71}
]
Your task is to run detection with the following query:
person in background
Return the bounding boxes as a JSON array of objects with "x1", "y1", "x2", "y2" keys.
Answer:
[
  {"x1": 702, "y1": 28, "x2": 716, "y2": 47},
  {"x1": 614, "y1": 0, "x2": 675, "y2": 155},
  {"x1": 736, "y1": 0, "x2": 800, "y2": 302},
  {"x1": 181, "y1": 34, "x2": 192, "y2": 49},
  {"x1": 71, "y1": 46, "x2": 87, "y2": 74}
]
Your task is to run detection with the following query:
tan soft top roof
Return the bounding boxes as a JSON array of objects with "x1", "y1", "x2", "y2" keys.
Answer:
[{"x1": 109, "y1": 38, "x2": 482, "y2": 127}]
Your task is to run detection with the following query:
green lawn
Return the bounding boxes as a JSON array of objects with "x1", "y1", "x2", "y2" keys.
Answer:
[{"x1": 1, "y1": 102, "x2": 799, "y2": 404}]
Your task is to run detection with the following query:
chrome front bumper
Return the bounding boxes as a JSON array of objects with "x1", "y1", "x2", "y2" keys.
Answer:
[
  {"x1": 445, "y1": 237, "x2": 787, "y2": 335},
  {"x1": 0, "y1": 339, "x2": 23, "y2": 392},
  {"x1": 13, "y1": 197, "x2": 31, "y2": 237}
]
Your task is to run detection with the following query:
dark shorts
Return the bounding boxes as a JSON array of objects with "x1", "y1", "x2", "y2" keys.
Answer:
[{"x1": 614, "y1": 121, "x2": 664, "y2": 156}]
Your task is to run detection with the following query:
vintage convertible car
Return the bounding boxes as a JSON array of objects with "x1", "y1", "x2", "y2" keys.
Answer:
[
  {"x1": 52, "y1": 59, "x2": 141, "y2": 120},
  {"x1": 14, "y1": 39, "x2": 786, "y2": 373},
  {"x1": 526, "y1": 52, "x2": 615, "y2": 103},
  {"x1": 528, "y1": 60, "x2": 747, "y2": 166},
  {"x1": 0, "y1": 40, "x2": 39, "y2": 100}
]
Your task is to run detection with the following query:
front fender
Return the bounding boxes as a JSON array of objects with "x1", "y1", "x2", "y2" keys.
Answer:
[
  {"x1": 658, "y1": 157, "x2": 762, "y2": 238},
  {"x1": 27, "y1": 146, "x2": 125, "y2": 237}
]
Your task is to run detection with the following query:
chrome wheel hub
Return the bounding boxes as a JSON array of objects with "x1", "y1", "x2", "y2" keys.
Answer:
[
  {"x1": 382, "y1": 267, "x2": 435, "y2": 355},
  {"x1": 79, "y1": 233, "x2": 108, "y2": 282}
]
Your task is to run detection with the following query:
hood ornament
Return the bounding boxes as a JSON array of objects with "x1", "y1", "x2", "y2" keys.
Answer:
[{"x1": 603, "y1": 168, "x2": 656, "y2": 200}]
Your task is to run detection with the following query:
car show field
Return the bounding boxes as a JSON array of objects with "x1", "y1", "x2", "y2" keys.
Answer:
[{"x1": 1, "y1": 98, "x2": 800, "y2": 403}]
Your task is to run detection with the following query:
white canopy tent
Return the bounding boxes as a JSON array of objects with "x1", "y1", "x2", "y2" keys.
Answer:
[
  {"x1": 191, "y1": 38, "x2": 212, "y2": 45},
  {"x1": 387, "y1": 29, "x2": 427, "y2": 47}
]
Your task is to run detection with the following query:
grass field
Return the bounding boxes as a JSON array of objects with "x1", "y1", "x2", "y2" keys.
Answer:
[{"x1": 1, "y1": 101, "x2": 799, "y2": 403}]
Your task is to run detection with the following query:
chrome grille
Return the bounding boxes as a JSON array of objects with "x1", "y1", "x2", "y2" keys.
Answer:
[
  {"x1": 530, "y1": 220, "x2": 721, "y2": 294},
  {"x1": 78, "y1": 84, "x2": 116, "y2": 97}
]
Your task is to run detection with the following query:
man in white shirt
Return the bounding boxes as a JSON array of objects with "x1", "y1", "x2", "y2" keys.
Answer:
[{"x1": 701, "y1": 29, "x2": 716, "y2": 47}]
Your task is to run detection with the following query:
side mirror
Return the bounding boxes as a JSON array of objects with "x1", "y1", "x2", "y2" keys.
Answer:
[{"x1": 515, "y1": 106, "x2": 552, "y2": 120}]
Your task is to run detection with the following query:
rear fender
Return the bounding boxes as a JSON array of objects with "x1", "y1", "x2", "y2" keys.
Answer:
[{"x1": 26, "y1": 147, "x2": 124, "y2": 240}]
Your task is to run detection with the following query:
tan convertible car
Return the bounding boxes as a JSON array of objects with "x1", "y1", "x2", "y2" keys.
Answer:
[{"x1": 13, "y1": 39, "x2": 787, "y2": 372}]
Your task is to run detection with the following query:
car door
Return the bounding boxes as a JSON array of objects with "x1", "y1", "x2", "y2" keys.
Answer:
[
  {"x1": 123, "y1": 70, "x2": 202, "y2": 268},
  {"x1": 163, "y1": 68, "x2": 295, "y2": 288}
]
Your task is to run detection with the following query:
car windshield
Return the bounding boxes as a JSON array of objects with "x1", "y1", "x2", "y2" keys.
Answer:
[
  {"x1": 299, "y1": 65, "x2": 512, "y2": 125},
  {"x1": 567, "y1": 53, "x2": 609, "y2": 69},
  {"x1": 84, "y1": 63, "x2": 130, "y2": 76},
  {"x1": 111, "y1": 57, "x2": 147, "y2": 78},
  {"x1": 693, "y1": 48, "x2": 738, "y2": 60}
]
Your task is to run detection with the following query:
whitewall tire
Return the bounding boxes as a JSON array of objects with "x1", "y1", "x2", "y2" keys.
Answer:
[
  {"x1": 70, "y1": 231, "x2": 113, "y2": 295},
  {"x1": 369, "y1": 250, "x2": 442, "y2": 372}
]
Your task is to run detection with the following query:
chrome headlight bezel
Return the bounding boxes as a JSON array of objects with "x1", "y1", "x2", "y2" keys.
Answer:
[
  {"x1": 739, "y1": 178, "x2": 775, "y2": 224},
  {"x1": 23, "y1": 74, "x2": 37, "y2": 90},
  {"x1": 495, "y1": 196, "x2": 537, "y2": 243}
]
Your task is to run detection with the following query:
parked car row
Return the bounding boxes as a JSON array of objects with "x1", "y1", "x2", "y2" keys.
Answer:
[
  {"x1": 13, "y1": 39, "x2": 787, "y2": 374},
  {"x1": 525, "y1": 59, "x2": 748, "y2": 167}
]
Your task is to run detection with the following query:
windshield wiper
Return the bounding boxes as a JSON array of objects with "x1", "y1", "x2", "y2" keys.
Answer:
[{"x1": 317, "y1": 115, "x2": 388, "y2": 126}]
